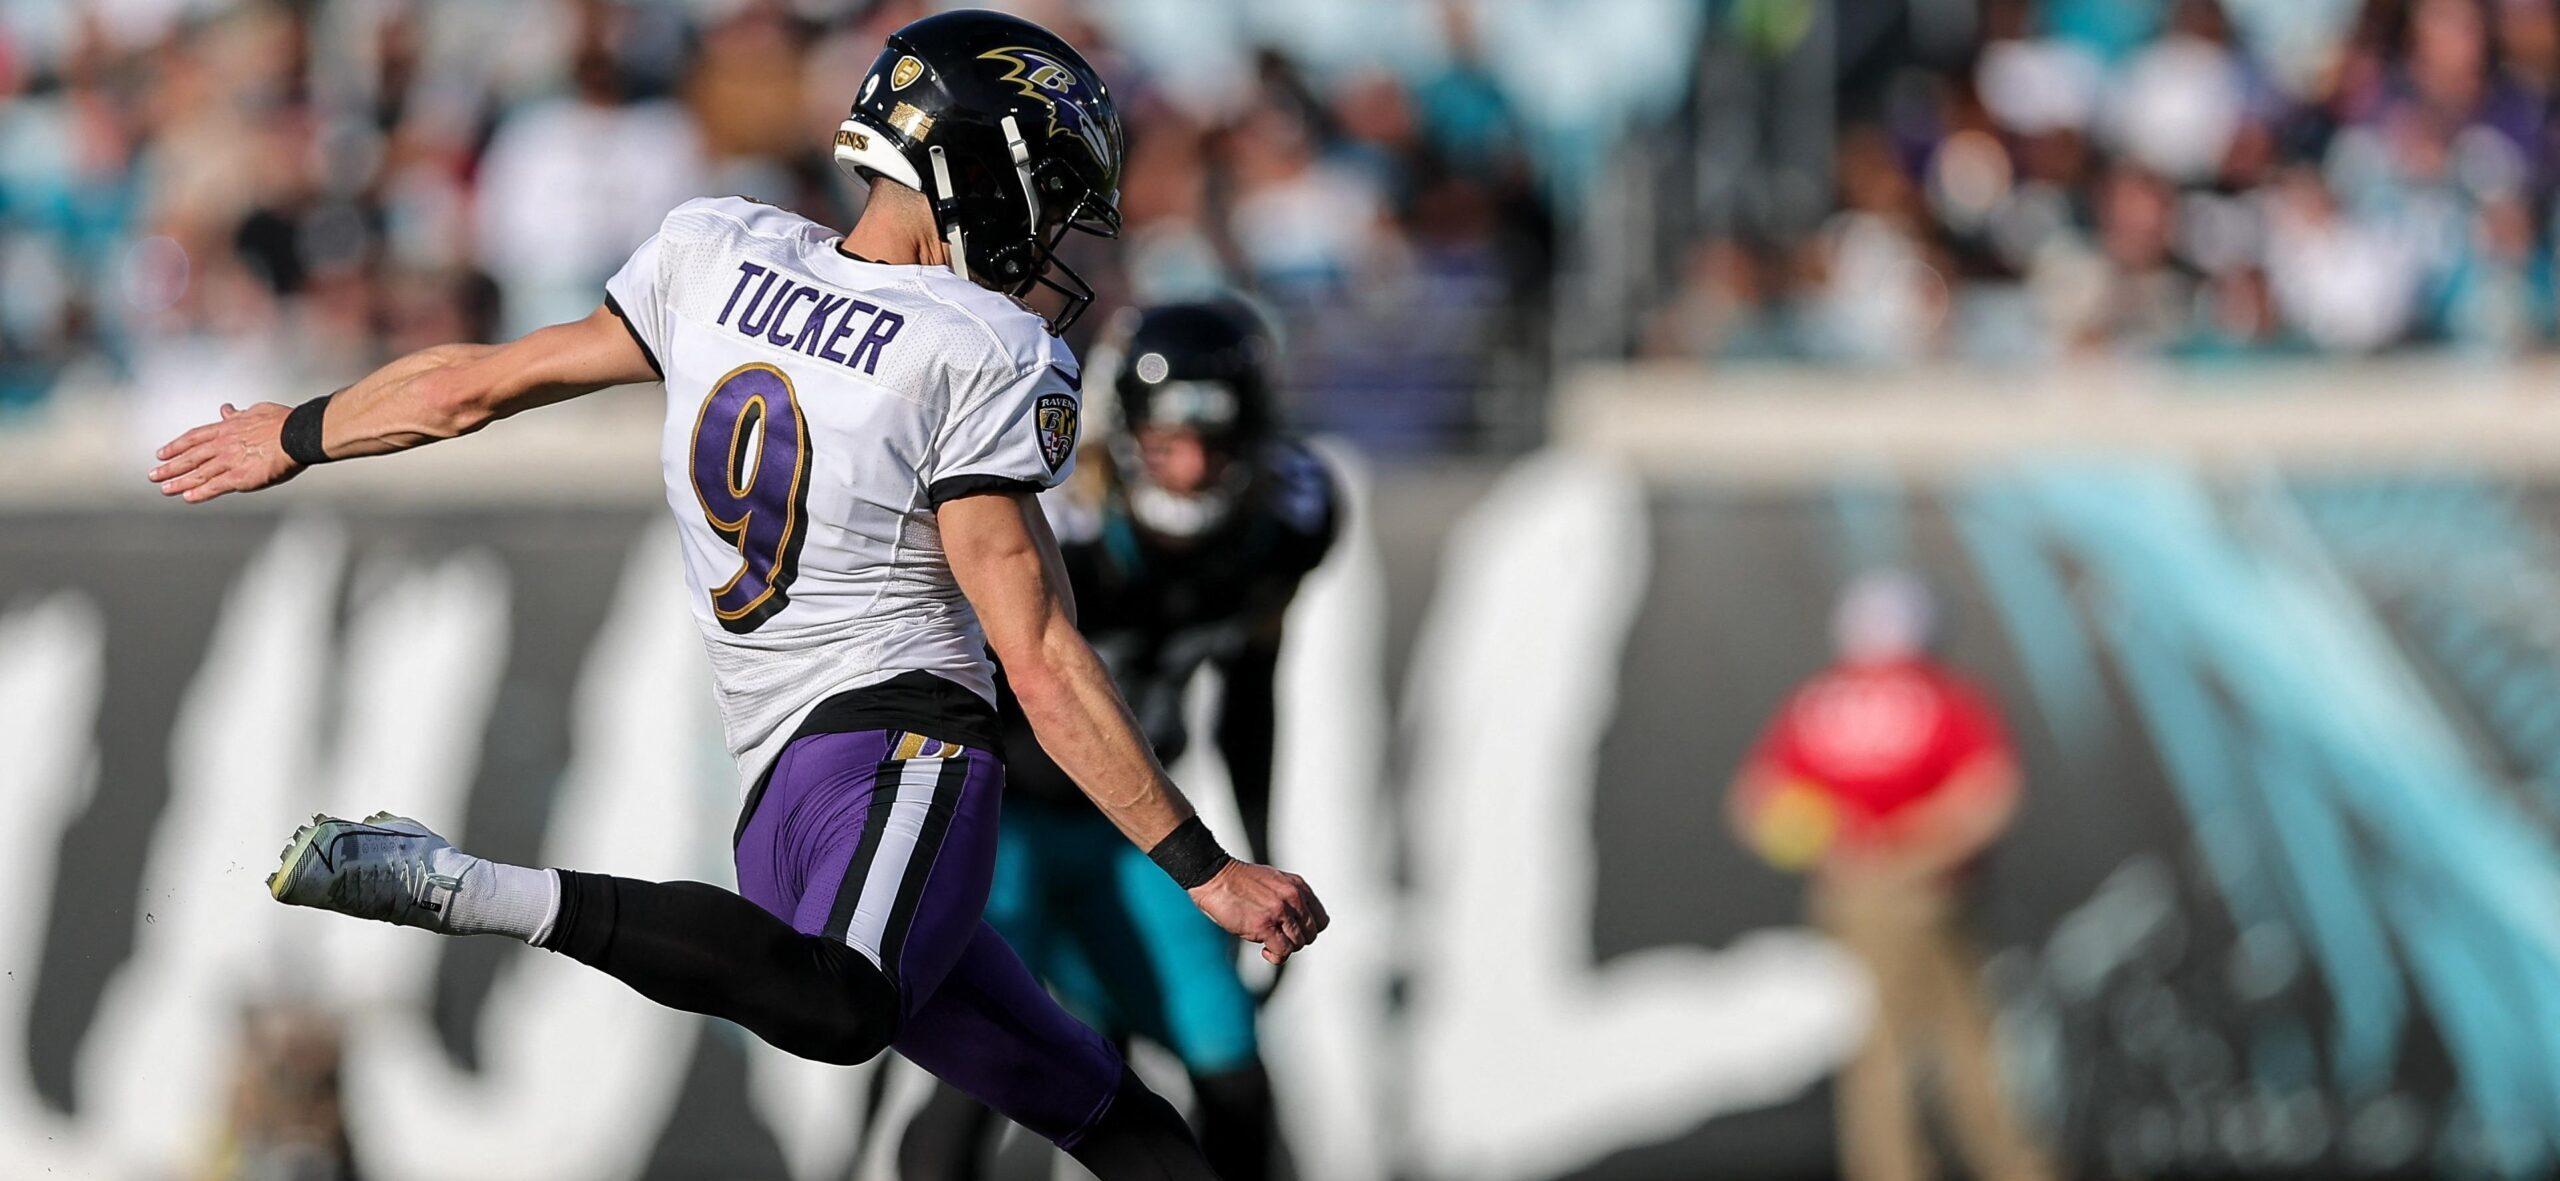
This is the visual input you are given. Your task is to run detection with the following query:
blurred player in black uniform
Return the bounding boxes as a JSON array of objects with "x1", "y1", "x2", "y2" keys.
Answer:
[{"x1": 899, "y1": 300, "x2": 1338, "y2": 1181}]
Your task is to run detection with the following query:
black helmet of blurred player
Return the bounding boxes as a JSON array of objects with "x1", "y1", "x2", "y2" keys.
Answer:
[
  {"x1": 1092, "y1": 299, "x2": 1281, "y2": 542},
  {"x1": 832, "y1": 10, "x2": 1124, "y2": 331}
]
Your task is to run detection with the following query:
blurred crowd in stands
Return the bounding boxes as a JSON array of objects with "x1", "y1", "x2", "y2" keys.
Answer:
[
  {"x1": 1647, "y1": 0, "x2": 2560, "y2": 364},
  {"x1": 0, "y1": 0, "x2": 1553, "y2": 450}
]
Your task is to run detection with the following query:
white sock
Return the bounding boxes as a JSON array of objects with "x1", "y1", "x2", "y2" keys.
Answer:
[{"x1": 432, "y1": 851, "x2": 562, "y2": 944}]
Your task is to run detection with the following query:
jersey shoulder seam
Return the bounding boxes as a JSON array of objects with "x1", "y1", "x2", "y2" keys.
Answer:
[
  {"x1": 908, "y1": 277, "x2": 1067, "y2": 429},
  {"x1": 674, "y1": 198, "x2": 811, "y2": 246},
  {"x1": 907, "y1": 276, "x2": 1037, "y2": 381}
]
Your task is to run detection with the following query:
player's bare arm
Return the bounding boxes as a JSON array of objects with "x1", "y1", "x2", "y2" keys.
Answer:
[
  {"x1": 147, "y1": 303, "x2": 655, "y2": 503},
  {"x1": 940, "y1": 489, "x2": 1329, "y2": 963}
]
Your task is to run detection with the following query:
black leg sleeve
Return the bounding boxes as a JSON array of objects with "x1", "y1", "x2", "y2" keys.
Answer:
[
  {"x1": 540, "y1": 871, "x2": 900, "y2": 1065},
  {"x1": 1064, "y1": 1070, "x2": 1219, "y2": 1181}
]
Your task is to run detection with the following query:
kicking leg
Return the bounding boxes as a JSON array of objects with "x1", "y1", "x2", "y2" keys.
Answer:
[
  {"x1": 268, "y1": 809, "x2": 901, "y2": 1065},
  {"x1": 755, "y1": 732, "x2": 1209, "y2": 1177},
  {"x1": 268, "y1": 728, "x2": 991, "y2": 1066}
]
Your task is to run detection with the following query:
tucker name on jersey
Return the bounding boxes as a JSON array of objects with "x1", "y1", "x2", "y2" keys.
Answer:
[{"x1": 715, "y1": 261, "x2": 906, "y2": 375}]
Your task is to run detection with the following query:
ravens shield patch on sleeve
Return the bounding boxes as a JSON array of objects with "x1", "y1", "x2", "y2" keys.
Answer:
[{"x1": 1035, "y1": 393, "x2": 1079, "y2": 472}]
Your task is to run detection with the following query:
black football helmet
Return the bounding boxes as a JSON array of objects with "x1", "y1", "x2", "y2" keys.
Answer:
[
  {"x1": 833, "y1": 10, "x2": 1124, "y2": 330},
  {"x1": 1091, "y1": 298, "x2": 1282, "y2": 540},
  {"x1": 1098, "y1": 299, "x2": 1278, "y2": 442}
]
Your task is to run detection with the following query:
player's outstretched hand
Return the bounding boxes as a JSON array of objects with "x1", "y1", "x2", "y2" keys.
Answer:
[
  {"x1": 1189, "y1": 860, "x2": 1328, "y2": 964},
  {"x1": 149, "y1": 402, "x2": 301, "y2": 503}
]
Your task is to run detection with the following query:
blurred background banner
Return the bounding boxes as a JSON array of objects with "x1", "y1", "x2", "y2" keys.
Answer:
[{"x1": 14, "y1": 0, "x2": 2560, "y2": 1178}]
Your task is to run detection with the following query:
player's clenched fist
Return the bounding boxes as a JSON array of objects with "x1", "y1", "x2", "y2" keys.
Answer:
[
  {"x1": 1188, "y1": 861, "x2": 1329, "y2": 964},
  {"x1": 149, "y1": 402, "x2": 301, "y2": 503}
]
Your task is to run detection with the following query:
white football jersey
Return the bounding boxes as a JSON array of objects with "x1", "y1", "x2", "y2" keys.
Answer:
[{"x1": 605, "y1": 196, "x2": 1082, "y2": 789}]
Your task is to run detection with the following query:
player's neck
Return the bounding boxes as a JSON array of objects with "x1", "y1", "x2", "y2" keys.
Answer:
[{"x1": 838, "y1": 206, "x2": 951, "y2": 271}]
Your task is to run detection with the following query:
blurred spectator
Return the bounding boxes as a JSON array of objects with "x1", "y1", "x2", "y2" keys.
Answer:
[
  {"x1": 1644, "y1": 237, "x2": 1789, "y2": 359},
  {"x1": 474, "y1": 22, "x2": 705, "y2": 335},
  {"x1": 208, "y1": 1004, "x2": 354, "y2": 1181},
  {"x1": 1411, "y1": 0, "x2": 1516, "y2": 178},
  {"x1": 2264, "y1": 163, "x2": 2425, "y2": 352},
  {"x1": 1799, "y1": 127, "x2": 1950, "y2": 363},
  {"x1": 1220, "y1": 61, "x2": 1396, "y2": 303},
  {"x1": 1727, "y1": 571, "x2": 2050, "y2": 1181},
  {"x1": 2101, "y1": 0, "x2": 2248, "y2": 185}
]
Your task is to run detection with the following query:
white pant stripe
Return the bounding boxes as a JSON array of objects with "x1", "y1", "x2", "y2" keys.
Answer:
[{"x1": 845, "y1": 755, "x2": 947, "y2": 960}]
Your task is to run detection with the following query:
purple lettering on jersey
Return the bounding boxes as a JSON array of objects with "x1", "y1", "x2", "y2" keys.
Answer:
[
  {"x1": 792, "y1": 293, "x2": 849, "y2": 355},
  {"x1": 732, "y1": 272, "x2": 783, "y2": 337},
  {"x1": 764, "y1": 285, "x2": 818, "y2": 347},
  {"x1": 717, "y1": 262, "x2": 767, "y2": 326},
  {"x1": 688, "y1": 363, "x2": 811, "y2": 632},
  {"x1": 846, "y1": 309, "x2": 904, "y2": 375},
  {"x1": 737, "y1": 277, "x2": 792, "y2": 338},
  {"x1": 822, "y1": 300, "x2": 870, "y2": 364}
]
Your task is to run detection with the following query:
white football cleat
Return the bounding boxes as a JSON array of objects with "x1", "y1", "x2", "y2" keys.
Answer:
[{"x1": 267, "y1": 812, "x2": 465, "y2": 932}]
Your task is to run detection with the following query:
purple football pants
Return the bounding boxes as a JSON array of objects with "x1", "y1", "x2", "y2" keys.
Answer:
[{"x1": 733, "y1": 728, "x2": 1124, "y2": 1145}]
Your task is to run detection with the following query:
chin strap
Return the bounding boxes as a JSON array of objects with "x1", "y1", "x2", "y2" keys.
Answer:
[
  {"x1": 928, "y1": 145, "x2": 968, "y2": 283},
  {"x1": 1001, "y1": 115, "x2": 1042, "y2": 230}
]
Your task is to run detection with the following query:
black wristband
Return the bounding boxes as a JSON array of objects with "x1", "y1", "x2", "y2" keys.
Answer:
[
  {"x1": 1148, "y1": 816, "x2": 1233, "y2": 890},
  {"x1": 280, "y1": 394, "x2": 336, "y2": 467}
]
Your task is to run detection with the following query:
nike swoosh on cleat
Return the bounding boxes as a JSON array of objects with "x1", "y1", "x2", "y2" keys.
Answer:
[{"x1": 311, "y1": 824, "x2": 405, "y2": 873}]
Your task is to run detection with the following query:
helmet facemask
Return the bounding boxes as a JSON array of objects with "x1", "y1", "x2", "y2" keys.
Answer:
[
  {"x1": 968, "y1": 125, "x2": 1120, "y2": 332},
  {"x1": 1015, "y1": 192, "x2": 1119, "y2": 333}
]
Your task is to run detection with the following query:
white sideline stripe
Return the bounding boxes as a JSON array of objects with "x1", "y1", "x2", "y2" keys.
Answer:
[{"x1": 845, "y1": 755, "x2": 947, "y2": 960}]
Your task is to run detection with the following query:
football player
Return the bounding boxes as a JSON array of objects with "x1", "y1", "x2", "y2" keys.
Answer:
[
  {"x1": 145, "y1": 12, "x2": 1324, "y2": 1177},
  {"x1": 898, "y1": 301, "x2": 1337, "y2": 1180}
]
